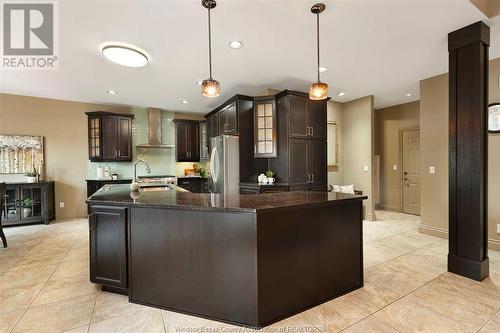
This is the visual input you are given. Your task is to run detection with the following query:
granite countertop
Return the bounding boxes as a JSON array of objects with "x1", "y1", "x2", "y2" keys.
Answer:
[
  {"x1": 86, "y1": 178, "x2": 133, "y2": 182},
  {"x1": 239, "y1": 182, "x2": 289, "y2": 187},
  {"x1": 87, "y1": 184, "x2": 367, "y2": 213}
]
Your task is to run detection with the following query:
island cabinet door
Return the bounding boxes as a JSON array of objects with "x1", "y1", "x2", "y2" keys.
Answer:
[{"x1": 89, "y1": 206, "x2": 127, "y2": 290}]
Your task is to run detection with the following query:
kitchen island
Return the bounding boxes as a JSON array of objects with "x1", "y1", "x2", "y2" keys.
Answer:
[{"x1": 87, "y1": 184, "x2": 366, "y2": 328}]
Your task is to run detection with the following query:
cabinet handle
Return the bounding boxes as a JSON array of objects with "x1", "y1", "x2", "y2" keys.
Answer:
[
  {"x1": 311, "y1": 174, "x2": 314, "y2": 183},
  {"x1": 306, "y1": 127, "x2": 310, "y2": 136},
  {"x1": 311, "y1": 127, "x2": 314, "y2": 136}
]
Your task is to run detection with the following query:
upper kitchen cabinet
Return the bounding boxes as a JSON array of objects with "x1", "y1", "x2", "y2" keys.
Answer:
[
  {"x1": 199, "y1": 121, "x2": 208, "y2": 160},
  {"x1": 281, "y1": 91, "x2": 327, "y2": 140},
  {"x1": 206, "y1": 95, "x2": 253, "y2": 138},
  {"x1": 254, "y1": 96, "x2": 277, "y2": 158},
  {"x1": 86, "y1": 112, "x2": 134, "y2": 162},
  {"x1": 218, "y1": 101, "x2": 238, "y2": 135},
  {"x1": 175, "y1": 120, "x2": 200, "y2": 162}
]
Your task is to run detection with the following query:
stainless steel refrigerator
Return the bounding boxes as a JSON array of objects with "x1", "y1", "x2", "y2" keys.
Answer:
[{"x1": 208, "y1": 136, "x2": 239, "y2": 195}]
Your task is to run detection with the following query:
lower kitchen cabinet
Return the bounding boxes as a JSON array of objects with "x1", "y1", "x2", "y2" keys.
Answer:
[
  {"x1": 89, "y1": 205, "x2": 128, "y2": 293},
  {"x1": 289, "y1": 139, "x2": 327, "y2": 191},
  {"x1": 177, "y1": 177, "x2": 209, "y2": 193},
  {"x1": 239, "y1": 183, "x2": 289, "y2": 194},
  {"x1": 2, "y1": 181, "x2": 55, "y2": 226},
  {"x1": 86, "y1": 179, "x2": 132, "y2": 214}
]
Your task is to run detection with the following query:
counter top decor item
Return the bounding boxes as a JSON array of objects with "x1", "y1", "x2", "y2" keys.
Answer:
[
  {"x1": 0, "y1": 135, "x2": 44, "y2": 174},
  {"x1": 25, "y1": 171, "x2": 38, "y2": 183}
]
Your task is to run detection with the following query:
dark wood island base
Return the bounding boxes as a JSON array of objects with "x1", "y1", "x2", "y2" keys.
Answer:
[{"x1": 87, "y1": 185, "x2": 366, "y2": 328}]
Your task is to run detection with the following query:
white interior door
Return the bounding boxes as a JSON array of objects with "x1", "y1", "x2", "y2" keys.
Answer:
[{"x1": 402, "y1": 129, "x2": 420, "y2": 215}]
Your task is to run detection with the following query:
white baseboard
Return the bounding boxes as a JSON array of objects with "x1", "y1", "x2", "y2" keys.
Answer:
[{"x1": 419, "y1": 224, "x2": 500, "y2": 251}]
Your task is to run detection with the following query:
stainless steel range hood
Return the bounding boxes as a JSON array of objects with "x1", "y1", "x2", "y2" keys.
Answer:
[{"x1": 136, "y1": 108, "x2": 175, "y2": 149}]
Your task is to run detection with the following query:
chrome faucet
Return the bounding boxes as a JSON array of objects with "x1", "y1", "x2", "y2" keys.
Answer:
[{"x1": 133, "y1": 160, "x2": 151, "y2": 182}]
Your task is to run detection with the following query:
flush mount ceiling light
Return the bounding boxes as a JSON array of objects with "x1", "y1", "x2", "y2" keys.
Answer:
[
  {"x1": 406, "y1": 93, "x2": 413, "y2": 97},
  {"x1": 228, "y1": 40, "x2": 243, "y2": 49},
  {"x1": 101, "y1": 44, "x2": 149, "y2": 67},
  {"x1": 309, "y1": 3, "x2": 328, "y2": 101},
  {"x1": 319, "y1": 66, "x2": 328, "y2": 72},
  {"x1": 181, "y1": 100, "x2": 189, "y2": 104},
  {"x1": 106, "y1": 89, "x2": 117, "y2": 95},
  {"x1": 196, "y1": 80, "x2": 203, "y2": 86},
  {"x1": 201, "y1": 0, "x2": 221, "y2": 98},
  {"x1": 338, "y1": 91, "x2": 346, "y2": 97}
]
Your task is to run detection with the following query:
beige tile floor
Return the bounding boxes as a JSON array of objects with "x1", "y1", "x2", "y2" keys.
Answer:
[{"x1": 1, "y1": 210, "x2": 499, "y2": 333}]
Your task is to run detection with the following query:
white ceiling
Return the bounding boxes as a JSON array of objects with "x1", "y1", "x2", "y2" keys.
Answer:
[{"x1": 1, "y1": 0, "x2": 498, "y2": 113}]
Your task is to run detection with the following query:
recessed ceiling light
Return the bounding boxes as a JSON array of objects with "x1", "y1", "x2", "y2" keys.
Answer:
[
  {"x1": 228, "y1": 40, "x2": 243, "y2": 49},
  {"x1": 101, "y1": 44, "x2": 149, "y2": 67},
  {"x1": 406, "y1": 93, "x2": 412, "y2": 97},
  {"x1": 319, "y1": 66, "x2": 328, "y2": 72},
  {"x1": 338, "y1": 92, "x2": 346, "y2": 97},
  {"x1": 181, "y1": 100, "x2": 189, "y2": 104},
  {"x1": 196, "y1": 80, "x2": 203, "y2": 86},
  {"x1": 106, "y1": 90, "x2": 117, "y2": 95}
]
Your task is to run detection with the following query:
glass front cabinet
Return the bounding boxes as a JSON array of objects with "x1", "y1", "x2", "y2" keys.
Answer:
[
  {"x1": 2, "y1": 182, "x2": 55, "y2": 226},
  {"x1": 254, "y1": 97, "x2": 278, "y2": 158}
]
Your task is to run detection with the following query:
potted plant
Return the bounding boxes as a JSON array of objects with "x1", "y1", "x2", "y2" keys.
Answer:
[
  {"x1": 25, "y1": 171, "x2": 38, "y2": 183},
  {"x1": 23, "y1": 198, "x2": 33, "y2": 218},
  {"x1": 265, "y1": 170, "x2": 275, "y2": 184}
]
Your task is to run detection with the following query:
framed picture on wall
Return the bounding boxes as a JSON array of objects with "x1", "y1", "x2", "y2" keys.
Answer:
[{"x1": 489, "y1": 103, "x2": 500, "y2": 133}]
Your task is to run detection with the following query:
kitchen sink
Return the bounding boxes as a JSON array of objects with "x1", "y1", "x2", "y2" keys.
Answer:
[{"x1": 139, "y1": 185, "x2": 172, "y2": 192}]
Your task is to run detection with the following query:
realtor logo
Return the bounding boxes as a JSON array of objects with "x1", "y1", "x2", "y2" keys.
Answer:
[{"x1": 2, "y1": 2, "x2": 59, "y2": 69}]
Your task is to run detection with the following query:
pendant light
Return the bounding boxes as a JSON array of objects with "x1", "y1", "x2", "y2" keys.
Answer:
[
  {"x1": 309, "y1": 3, "x2": 328, "y2": 100},
  {"x1": 201, "y1": 0, "x2": 220, "y2": 98}
]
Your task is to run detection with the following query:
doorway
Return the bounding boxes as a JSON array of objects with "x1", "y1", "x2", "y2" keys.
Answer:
[{"x1": 401, "y1": 129, "x2": 420, "y2": 215}]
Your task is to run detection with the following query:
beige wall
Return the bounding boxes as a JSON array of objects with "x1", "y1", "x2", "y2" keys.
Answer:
[
  {"x1": 327, "y1": 101, "x2": 343, "y2": 185},
  {"x1": 419, "y1": 57, "x2": 500, "y2": 249},
  {"x1": 375, "y1": 101, "x2": 420, "y2": 212},
  {"x1": 0, "y1": 93, "x2": 126, "y2": 219},
  {"x1": 342, "y1": 96, "x2": 375, "y2": 220}
]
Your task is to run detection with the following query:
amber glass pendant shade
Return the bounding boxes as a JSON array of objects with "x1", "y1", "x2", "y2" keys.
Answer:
[
  {"x1": 309, "y1": 81, "x2": 328, "y2": 100},
  {"x1": 201, "y1": 78, "x2": 221, "y2": 98}
]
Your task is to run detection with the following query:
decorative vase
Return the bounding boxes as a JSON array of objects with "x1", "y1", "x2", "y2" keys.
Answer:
[
  {"x1": 26, "y1": 176, "x2": 37, "y2": 183},
  {"x1": 23, "y1": 208, "x2": 32, "y2": 218}
]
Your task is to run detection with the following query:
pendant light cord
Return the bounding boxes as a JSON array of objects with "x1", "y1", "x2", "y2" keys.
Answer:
[
  {"x1": 316, "y1": 12, "x2": 320, "y2": 82},
  {"x1": 208, "y1": 8, "x2": 213, "y2": 79}
]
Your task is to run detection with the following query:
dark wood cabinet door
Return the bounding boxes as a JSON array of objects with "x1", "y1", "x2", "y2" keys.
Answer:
[
  {"x1": 90, "y1": 205, "x2": 127, "y2": 289},
  {"x1": 188, "y1": 122, "x2": 200, "y2": 161},
  {"x1": 102, "y1": 116, "x2": 118, "y2": 160},
  {"x1": 176, "y1": 121, "x2": 200, "y2": 162},
  {"x1": 223, "y1": 102, "x2": 238, "y2": 135},
  {"x1": 308, "y1": 100, "x2": 327, "y2": 140},
  {"x1": 309, "y1": 140, "x2": 327, "y2": 190},
  {"x1": 117, "y1": 117, "x2": 132, "y2": 160},
  {"x1": 289, "y1": 95, "x2": 308, "y2": 139},
  {"x1": 176, "y1": 122, "x2": 189, "y2": 161},
  {"x1": 289, "y1": 139, "x2": 309, "y2": 186},
  {"x1": 207, "y1": 114, "x2": 218, "y2": 152}
]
